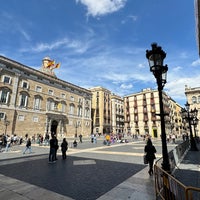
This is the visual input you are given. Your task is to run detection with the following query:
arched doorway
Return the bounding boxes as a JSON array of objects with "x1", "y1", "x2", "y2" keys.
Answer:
[{"x1": 51, "y1": 120, "x2": 58, "y2": 135}]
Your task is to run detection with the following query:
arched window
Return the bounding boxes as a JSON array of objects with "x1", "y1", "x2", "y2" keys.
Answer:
[
  {"x1": 47, "y1": 98, "x2": 54, "y2": 111},
  {"x1": 59, "y1": 101, "x2": 66, "y2": 112}
]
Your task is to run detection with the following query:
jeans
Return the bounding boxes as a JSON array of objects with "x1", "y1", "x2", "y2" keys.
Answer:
[
  {"x1": 49, "y1": 148, "x2": 55, "y2": 162},
  {"x1": 23, "y1": 146, "x2": 31, "y2": 154}
]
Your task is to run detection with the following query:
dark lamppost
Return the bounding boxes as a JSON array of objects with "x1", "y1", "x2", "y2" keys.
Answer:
[
  {"x1": 74, "y1": 121, "x2": 79, "y2": 138},
  {"x1": 146, "y1": 43, "x2": 170, "y2": 172},
  {"x1": 4, "y1": 120, "x2": 10, "y2": 135},
  {"x1": 181, "y1": 102, "x2": 198, "y2": 151},
  {"x1": 190, "y1": 107, "x2": 198, "y2": 138}
]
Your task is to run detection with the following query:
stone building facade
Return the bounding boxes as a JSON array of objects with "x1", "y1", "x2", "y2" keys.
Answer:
[
  {"x1": 124, "y1": 88, "x2": 182, "y2": 138},
  {"x1": 111, "y1": 93, "x2": 124, "y2": 134},
  {"x1": 90, "y1": 86, "x2": 112, "y2": 135},
  {"x1": 185, "y1": 85, "x2": 200, "y2": 136},
  {"x1": 0, "y1": 56, "x2": 92, "y2": 138}
]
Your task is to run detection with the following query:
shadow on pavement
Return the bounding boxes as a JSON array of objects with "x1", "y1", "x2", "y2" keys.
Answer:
[{"x1": 0, "y1": 155, "x2": 145, "y2": 200}]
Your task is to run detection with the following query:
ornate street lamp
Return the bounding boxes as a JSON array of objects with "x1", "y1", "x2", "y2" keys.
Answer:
[
  {"x1": 146, "y1": 43, "x2": 170, "y2": 172},
  {"x1": 181, "y1": 102, "x2": 198, "y2": 151}
]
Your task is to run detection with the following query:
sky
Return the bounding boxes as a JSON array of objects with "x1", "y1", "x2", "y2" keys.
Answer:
[{"x1": 0, "y1": 0, "x2": 199, "y2": 107}]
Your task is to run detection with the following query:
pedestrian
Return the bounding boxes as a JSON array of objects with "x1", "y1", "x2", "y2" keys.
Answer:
[
  {"x1": 5, "y1": 135, "x2": 11, "y2": 152},
  {"x1": 23, "y1": 138, "x2": 32, "y2": 154},
  {"x1": 54, "y1": 135, "x2": 59, "y2": 160},
  {"x1": 79, "y1": 134, "x2": 83, "y2": 143},
  {"x1": 61, "y1": 138, "x2": 68, "y2": 160},
  {"x1": 49, "y1": 135, "x2": 56, "y2": 163},
  {"x1": 144, "y1": 138, "x2": 157, "y2": 176}
]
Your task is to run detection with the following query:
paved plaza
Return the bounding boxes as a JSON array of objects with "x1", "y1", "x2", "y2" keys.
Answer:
[{"x1": 0, "y1": 137, "x2": 198, "y2": 200}]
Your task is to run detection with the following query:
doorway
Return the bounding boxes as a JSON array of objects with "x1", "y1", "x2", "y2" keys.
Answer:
[{"x1": 51, "y1": 120, "x2": 58, "y2": 135}]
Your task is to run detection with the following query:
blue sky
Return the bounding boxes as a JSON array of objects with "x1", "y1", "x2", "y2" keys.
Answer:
[{"x1": 0, "y1": 0, "x2": 199, "y2": 106}]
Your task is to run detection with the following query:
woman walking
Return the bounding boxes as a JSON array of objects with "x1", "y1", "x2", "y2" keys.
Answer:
[{"x1": 144, "y1": 138, "x2": 156, "y2": 176}]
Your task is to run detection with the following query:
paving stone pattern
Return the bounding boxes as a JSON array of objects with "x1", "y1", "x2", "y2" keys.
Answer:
[{"x1": 0, "y1": 155, "x2": 145, "y2": 200}]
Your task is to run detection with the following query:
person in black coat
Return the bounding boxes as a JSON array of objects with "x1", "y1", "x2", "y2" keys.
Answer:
[
  {"x1": 49, "y1": 135, "x2": 56, "y2": 163},
  {"x1": 144, "y1": 138, "x2": 157, "y2": 175},
  {"x1": 61, "y1": 138, "x2": 68, "y2": 160}
]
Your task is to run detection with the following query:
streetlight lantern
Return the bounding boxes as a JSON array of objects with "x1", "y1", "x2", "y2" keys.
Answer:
[
  {"x1": 182, "y1": 102, "x2": 198, "y2": 151},
  {"x1": 146, "y1": 43, "x2": 171, "y2": 173},
  {"x1": 146, "y1": 43, "x2": 168, "y2": 89}
]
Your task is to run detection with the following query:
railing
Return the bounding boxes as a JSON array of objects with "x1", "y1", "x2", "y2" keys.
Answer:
[
  {"x1": 154, "y1": 140, "x2": 200, "y2": 200},
  {"x1": 154, "y1": 164, "x2": 200, "y2": 199}
]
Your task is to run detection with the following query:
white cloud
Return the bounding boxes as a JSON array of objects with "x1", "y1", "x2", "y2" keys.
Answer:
[
  {"x1": 172, "y1": 66, "x2": 182, "y2": 72},
  {"x1": 20, "y1": 37, "x2": 90, "y2": 54},
  {"x1": 76, "y1": 0, "x2": 127, "y2": 17},
  {"x1": 121, "y1": 15, "x2": 138, "y2": 24},
  {"x1": 120, "y1": 83, "x2": 133, "y2": 89},
  {"x1": 20, "y1": 29, "x2": 31, "y2": 41},
  {"x1": 191, "y1": 59, "x2": 200, "y2": 67},
  {"x1": 165, "y1": 75, "x2": 200, "y2": 105}
]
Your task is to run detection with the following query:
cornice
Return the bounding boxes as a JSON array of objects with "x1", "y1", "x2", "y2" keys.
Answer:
[{"x1": 0, "y1": 55, "x2": 92, "y2": 97}]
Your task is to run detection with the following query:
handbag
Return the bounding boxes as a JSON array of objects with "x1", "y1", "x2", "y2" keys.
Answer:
[{"x1": 143, "y1": 154, "x2": 148, "y2": 164}]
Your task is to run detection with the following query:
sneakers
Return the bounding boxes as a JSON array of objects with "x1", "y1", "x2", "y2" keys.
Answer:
[{"x1": 48, "y1": 160, "x2": 56, "y2": 164}]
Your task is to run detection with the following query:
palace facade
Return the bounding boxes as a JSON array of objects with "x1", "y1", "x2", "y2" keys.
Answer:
[{"x1": 0, "y1": 56, "x2": 92, "y2": 138}]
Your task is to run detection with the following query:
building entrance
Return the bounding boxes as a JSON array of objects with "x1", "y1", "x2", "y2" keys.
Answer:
[{"x1": 51, "y1": 120, "x2": 58, "y2": 135}]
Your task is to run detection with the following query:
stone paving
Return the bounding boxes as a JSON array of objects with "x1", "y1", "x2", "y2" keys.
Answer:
[{"x1": 1, "y1": 137, "x2": 197, "y2": 200}]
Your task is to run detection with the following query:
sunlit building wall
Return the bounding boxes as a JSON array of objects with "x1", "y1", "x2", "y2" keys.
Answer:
[{"x1": 0, "y1": 56, "x2": 92, "y2": 138}]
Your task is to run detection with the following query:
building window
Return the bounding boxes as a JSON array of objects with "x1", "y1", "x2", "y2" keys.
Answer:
[
  {"x1": 47, "y1": 99, "x2": 54, "y2": 111},
  {"x1": 70, "y1": 96, "x2": 74, "y2": 101},
  {"x1": 21, "y1": 81, "x2": 29, "y2": 89},
  {"x1": 85, "y1": 108, "x2": 90, "y2": 118},
  {"x1": 61, "y1": 93, "x2": 66, "y2": 99},
  {"x1": 33, "y1": 116, "x2": 38, "y2": 122},
  {"x1": 0, "y1": 112, "x2": 5, "y2": 120},
  {"x1": 61, "y1": 103, "x2": 66, "y2": 112},
  {"x1": 36, "y1": 86, "x2": 42, "y2": 92},
  {"x1": 19, "y1": 93, "x2": 28, "y2": 107},
  {"x1": 2, "y1": 75, "x2": 11, "y2": 84},
  {"x1": 18, "y1": 115, "x2": 25, "y2": 121},
  {"x1": 48, "y1": 89, "x2": 53, "y2": 95},
  {"x1": 192, "y1": 96, "x2": 197, "y2": 104},
  {"x1": 34, "y1": 96, "x2": 41, "y2": 110},
  {"x1": 58, "y1": 102, "x2": 66, "y2": 112},
  {"x1": 78, "y1": 106, "x2": 82, "y2": 116},
  {"x1": 69, "y1": 104, "x2": 75, "y2": 114},
  {"x1": 0, "y1": 88, "x2": 10, "y2": 104}
]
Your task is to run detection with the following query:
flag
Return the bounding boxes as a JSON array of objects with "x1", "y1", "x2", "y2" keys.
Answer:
[
  {"x1": 47, "y1": 60, "x2": 55, "y2": 68},
  {"x1": 55, "y1": 63, "x2": 61, "y2": 68}
]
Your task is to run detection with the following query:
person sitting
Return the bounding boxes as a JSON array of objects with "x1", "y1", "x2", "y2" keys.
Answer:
[{"x1": 73, "y1": 140, "x2": 77, "y2": 147}]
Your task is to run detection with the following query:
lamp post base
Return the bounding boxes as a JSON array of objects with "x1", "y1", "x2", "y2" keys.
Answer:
[
  {"x1": 190, "y1": 138, "x2": 198, "y2": 151},
  {"x1": 161, "y1": 162, "x2": 171, "y2": 174}
]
